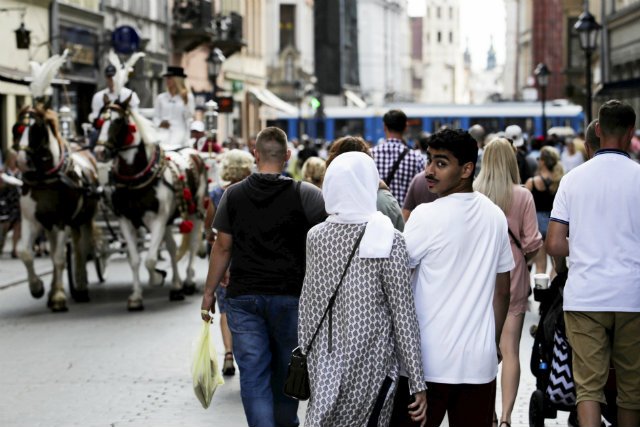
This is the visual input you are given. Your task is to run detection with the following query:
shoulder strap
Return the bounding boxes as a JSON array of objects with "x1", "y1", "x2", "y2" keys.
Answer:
[
  {"x1": 304, "y1": 227, "x2": 366, "y2": 354},
  {"x1": 384, "y1": 148, "x2": 410, "y2": 186},
  {"x1": 508, "y1": 227, "x2": 523, "y2": 252}
]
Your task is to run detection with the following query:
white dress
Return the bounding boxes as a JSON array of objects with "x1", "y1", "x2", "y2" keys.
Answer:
[
  {"x1": 153, "y1": 91, "x2": 195, "y2": 147},
  {"x1": 90, "y1": 87, "x2": 140, "y2": 120}
]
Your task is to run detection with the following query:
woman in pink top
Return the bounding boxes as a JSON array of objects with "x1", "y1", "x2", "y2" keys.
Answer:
[{"x1": 474, "y1": 138, "x2": 543, "y2": 427}]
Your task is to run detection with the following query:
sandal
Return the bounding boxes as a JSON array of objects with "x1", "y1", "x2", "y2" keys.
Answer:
[{"x1": 222, "y1": 351, "x2": 236, "y2": 376}]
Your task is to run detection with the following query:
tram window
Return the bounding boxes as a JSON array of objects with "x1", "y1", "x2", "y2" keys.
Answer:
[
  {"x1": 469, "y1": 118, "x2": 501, "y2": 134},
  {"x1": 406, "y1": 118, "x2": 423, "y2": 143},
  {"x1": 335, "y1": 119, "x2": 364, "y2": 139},
  {"x1": 266, "y1": 120, "x2": 288, "y2": 132}
]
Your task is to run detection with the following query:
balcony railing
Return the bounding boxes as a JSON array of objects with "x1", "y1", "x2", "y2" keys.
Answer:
[{"x1": 171, "y1": 0, "x2": 244, "y2": 56}]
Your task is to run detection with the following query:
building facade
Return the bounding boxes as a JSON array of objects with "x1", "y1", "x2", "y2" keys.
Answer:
[
  {"x1": 419, "y1": 0, "x2": 463, "y2": 104},
  {"x1": 357, "y1": 0, "x2": 411, "y2": 105},
  {"x1": 0, "y1": 0, "x2": 51, "y2": 154}
]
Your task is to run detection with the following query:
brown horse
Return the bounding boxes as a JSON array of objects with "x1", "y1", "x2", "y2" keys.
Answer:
[
  {"x1": 95, "y1": 97, "x2": 207, "y2": 311},
  {"x1": 17, "y1": 106, "x2": 100, "y2": 312}
]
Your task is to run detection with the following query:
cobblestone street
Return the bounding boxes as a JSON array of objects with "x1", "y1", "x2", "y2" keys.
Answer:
[{"x1": 0, "y1": 253, "x2": 567, "y2": 427}]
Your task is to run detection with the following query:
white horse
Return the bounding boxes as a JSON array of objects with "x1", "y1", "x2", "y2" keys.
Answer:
[
  {"x1": 95, "y1": 97, "x2": 207, "y2": 310},
  {"x1": 17, "y1": 106, "x2": 100, "y2": 312}
]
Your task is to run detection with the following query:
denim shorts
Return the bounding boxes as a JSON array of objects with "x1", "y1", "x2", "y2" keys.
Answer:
[{"x1": 537, "y1": 211, "x2": 551, "y2": 239}]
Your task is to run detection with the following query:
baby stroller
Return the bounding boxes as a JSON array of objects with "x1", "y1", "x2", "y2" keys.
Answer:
[{"x1": 528, "y1": 271, "x2": 618, "y2": 427}]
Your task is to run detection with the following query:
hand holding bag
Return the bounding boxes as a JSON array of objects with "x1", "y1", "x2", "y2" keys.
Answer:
[{"x1": 283, "y1": 227, "x2": 366, "y2": 400}]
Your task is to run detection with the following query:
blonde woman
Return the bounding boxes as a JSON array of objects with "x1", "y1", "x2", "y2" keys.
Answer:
[
  {"x1": 525, "y1": 146, "x2": 563, "y2": 276},
  {"x1": 203, "y1": 149, "x2": 255, "y2": 376},
  {"x1": 301, "y1": 156, "x2": 326, "y2": 189},
  {"x1": 153, "y1": 66, "x2": 195, "y2": 146},
  {"x1": 474, "y1": 138, "x2": 543, "y2": 427}
]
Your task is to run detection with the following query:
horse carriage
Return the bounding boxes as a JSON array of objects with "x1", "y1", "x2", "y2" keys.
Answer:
[{"x1": 17, "y1": 51, "x2": 214, "y2": 312}]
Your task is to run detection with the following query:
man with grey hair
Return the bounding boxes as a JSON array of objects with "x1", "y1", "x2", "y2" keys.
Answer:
[{"x1": 200, "y1": 127, "x2": 326, "y2": 427}]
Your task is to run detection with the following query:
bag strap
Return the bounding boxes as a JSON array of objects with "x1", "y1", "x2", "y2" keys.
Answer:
[
  {"x1": 304, "y1": 226, "x2": 366, "y2": 354},
  {"x1": 384, "y1": 148, "x2": 410, "y2": 186},
  {"x1": 508, "y1": 228, "x2": 523, "y2": 251}
]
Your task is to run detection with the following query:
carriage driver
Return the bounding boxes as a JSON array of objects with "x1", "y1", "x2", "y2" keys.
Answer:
[{"x1": 88, "y1": 65, "x2": 140, "y2": 148}]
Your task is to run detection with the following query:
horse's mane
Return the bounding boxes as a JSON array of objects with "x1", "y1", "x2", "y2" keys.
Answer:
[
  {"x1": 34, "y1": 105, "x2": 70, "y2": 150},
  {"x1": 129, "y1": 110, "x2": 158, "y2": 145}
]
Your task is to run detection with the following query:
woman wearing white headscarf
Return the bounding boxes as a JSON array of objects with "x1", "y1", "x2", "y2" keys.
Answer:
[{"x1": 298, "y1": 152, "x2": 427, "y2": 427}]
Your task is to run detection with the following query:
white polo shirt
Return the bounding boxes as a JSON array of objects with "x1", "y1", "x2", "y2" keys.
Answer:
[
  {"x1": 404, "y1": 192, "x2": 514, "y2": 384},
  {"x1": 551, "y1": 149, "x2": 640, "y2": 312}
]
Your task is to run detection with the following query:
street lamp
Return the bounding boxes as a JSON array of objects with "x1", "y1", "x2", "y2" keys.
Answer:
[
  {"x1": 207, "y1": 47, "x2": 225, "y2": 101},
  {"x1": 534, "y1": 63, "x2": 550, "y2": 137},
  {"x1": 294, "y1": 79, "x2": 304, "y2": 139},
  {"x1": 574, "y1": 8, "x2": 601, "y2": 124}
]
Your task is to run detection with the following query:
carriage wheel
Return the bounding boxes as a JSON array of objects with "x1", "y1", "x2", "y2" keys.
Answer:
[{"x1": 529, "y1": 389, "x2": 545, "y2": 427}]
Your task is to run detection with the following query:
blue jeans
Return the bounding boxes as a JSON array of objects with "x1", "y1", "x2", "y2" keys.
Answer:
[{"x1": 226, "y1": 294, "x2": 300, "y2": 427}]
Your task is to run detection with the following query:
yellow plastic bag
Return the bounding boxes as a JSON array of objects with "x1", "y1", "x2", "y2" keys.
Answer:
[{"x1": 192, "y1": 321, "x2": 224, "y2": 408}]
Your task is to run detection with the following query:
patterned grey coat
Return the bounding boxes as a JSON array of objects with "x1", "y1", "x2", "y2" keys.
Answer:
[{"x1": 299, "y1": 223, "x2": 426, "y2": 427}]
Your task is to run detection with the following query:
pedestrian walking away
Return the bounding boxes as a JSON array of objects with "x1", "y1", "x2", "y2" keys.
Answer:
[
  {"x1": 546, "y1": 100, "x2": 640, "y2": 427},
  {"x1": 371, "y1": 109, "x2": 425, "y2": 206},
  {"x1": 402, "y1": 128, "x2": 514, "y2": 427},
  {"x1": 325, "y1": 136, "x2": 405, "y2": 231},
  {"x1": 474, "y1": 138, "x2": 543, "y2": 427},
  {"x1": 299, "y1": 151, "x2": 427, "y2": 427},
  {"x1": 200, "y1": 126, "x2": 326, "y2": 427}
]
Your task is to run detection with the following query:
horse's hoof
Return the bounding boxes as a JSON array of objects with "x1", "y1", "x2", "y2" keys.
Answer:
[
  {"x1": 29, "y1": 279, "x2": 45, "y2": 299},
  {"x1": 152, "y1": 268, "x2": 167, "y2": 287},
  {"x1": 127, "y1": 299, "x2": 144, "y2": 311},
  {"x1": 182, "y1": 282, "x2": 196, "y2": 296},
  {"x1": 71, "y1": 289, "x2": 90, "y2": 303},
  {"x1": 49, "y1": 299, "x2": 68, "y2": 313},
  {"x1": 169, "y1": 289, "x2": 184, "y2": 301}
]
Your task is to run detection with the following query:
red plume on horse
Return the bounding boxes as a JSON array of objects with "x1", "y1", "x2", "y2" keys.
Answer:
[{"x1": 94, "y1": 53, "x2": 207, "y2": 310}]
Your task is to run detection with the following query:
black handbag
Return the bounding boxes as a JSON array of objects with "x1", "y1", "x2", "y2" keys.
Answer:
[{"x1": 283, "y1": 227, "x2": 366, "y2": 400}]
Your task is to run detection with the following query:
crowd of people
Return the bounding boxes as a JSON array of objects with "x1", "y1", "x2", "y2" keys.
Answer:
[
  {"x1": 196, "y1": 100, "x2": 638, "y2": 427},
  {"x1": 1, "y1": 62, "x2": 638, "y2": 426}
]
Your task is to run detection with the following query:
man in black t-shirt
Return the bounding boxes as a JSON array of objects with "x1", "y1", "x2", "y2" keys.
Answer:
[{"x1": 201, "y1": 127, "x2": 325, "y2": 427}]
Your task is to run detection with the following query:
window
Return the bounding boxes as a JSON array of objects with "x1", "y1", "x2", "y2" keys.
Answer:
[
  {"x1": 426, "y1": 32, "x2": 430, "y2": 43},
  {"x1": 280, "y1": 4, "x2": 296, "y2": 51},
  {"x1": 437, "y1": 7, "x2": 441, "y2": 18},
  {"x1": 449, "y1": 32, "x2": 453, "y2": 43},
  {"x1": 437, "y1": 31, "x2": 441, "y2": 43}
]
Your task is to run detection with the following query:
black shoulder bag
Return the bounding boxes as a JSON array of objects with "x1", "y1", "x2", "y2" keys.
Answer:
[
  {"x1": 283, "y1": 227, "x2": 366, "y2": 401},
  {"x1": 383, "y1": 148, "x2": 410, "y2": 187}
]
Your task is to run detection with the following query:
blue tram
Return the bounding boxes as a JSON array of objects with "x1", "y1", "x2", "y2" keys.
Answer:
[{"x1": 267, "y1": 101, "x2": 584, "y2": 143}]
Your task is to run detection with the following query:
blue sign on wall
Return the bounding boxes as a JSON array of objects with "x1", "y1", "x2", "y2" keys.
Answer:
[{"x1": 111, "y1": 26, "x2": 140, "y2": 54}]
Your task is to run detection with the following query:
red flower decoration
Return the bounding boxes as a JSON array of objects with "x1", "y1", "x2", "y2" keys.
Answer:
[
  {"x1": 16, "y1": 125, "x2": 26, "y2": 135},
  {"x1": 178, "y1": 175, "x2": 185, "y2": 181},
  {"x1": 128, "y1": 123, "x2": 137, "y2": 133},
  {"x1": 179, "y1": 220, "x2": 194, "y2": 234},
  {"x1": 95, "y1": 118, "x2": 104, "y2": 129},
  {"x1": 125, "y1": 132, "x2": 135, "y2": 145},
  {"x1": 204, "y1": 165, "x2": 210, "y2": 170},
  {"x1": 183, "y1": 188, "x2": 192, "y2": 201},
  {"x1": 187, "y1": 203, "x2": 196, "y2": 214},
  {"x1": 207, "y1": 178, "x2": 212, "y2": 183}
]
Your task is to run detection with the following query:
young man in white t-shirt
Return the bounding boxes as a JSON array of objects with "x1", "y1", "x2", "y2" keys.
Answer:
[
  {"x1": 547, "y1": 100, "x2": 640, "y2": 427},
  {"x1": 403, "y1": 129, "x2": 513, "y2": 427}
]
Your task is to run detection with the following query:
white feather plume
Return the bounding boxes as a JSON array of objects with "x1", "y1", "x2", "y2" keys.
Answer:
[
  {"x1": 108, "y1": 50, "x2": 145, "y2": 98},
  {"x1": 29, "y1": 49, "x2": 69, "y2": 99}
]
